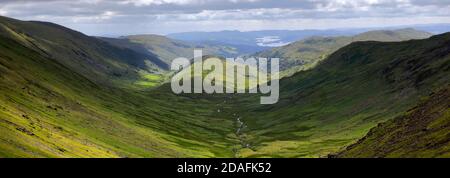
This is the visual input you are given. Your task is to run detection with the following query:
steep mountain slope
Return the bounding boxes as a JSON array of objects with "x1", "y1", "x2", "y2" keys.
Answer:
[
  {"x1": 254, "y1": 28, "x2": 433, "y2": 77},
  {"x1": 335, "y1": 87, "x2": 449, "y2": 158},
  {"x1": 0, "y1": 16, "x2": 264, "y2": 158},
  {"x1": 101, "y1": 35, "x2": 240, "y2": 65},
  {"x1": 0, "y1": 36, "x2": 239, "y2": 157},
  {"x1": 230, "y1": 33, "x2": 450, "y2": 157},
  {"x1": 0, "y1": 16, "x2": 167, "y2": 88}
]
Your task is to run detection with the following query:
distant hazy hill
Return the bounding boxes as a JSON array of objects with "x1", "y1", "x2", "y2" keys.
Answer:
[
  {"x1": 412, "y1": 23, "x2": 450, "y2": 34},
  {"x1": 100, "y1": 34, "x2": 240, "y2": 65},
  {"x1": 168, "y1": 29, "x2": 362, "y2": 46},
  {"x1": 167, "y1": 29, "x2": 365, "y2": 55},
  {"x1": 254, "y1": 28, "x2": 433, "y2": 77},
  {"x1": 0, "y1": 16, "x2": 168, "y2": 88},
  {"x1": 167, "y1": 24, "x2": 450, "y2": 51},
  {"x1": 336, "y1": 87, "x2": 449, "y2": 158}
]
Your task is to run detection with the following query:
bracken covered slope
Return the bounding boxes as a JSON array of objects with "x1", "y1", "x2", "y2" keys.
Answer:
[{"x1": 335, "y1": 87, "x2": 449, "y2": 158}]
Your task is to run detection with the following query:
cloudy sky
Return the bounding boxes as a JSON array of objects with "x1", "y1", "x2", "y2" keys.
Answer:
[{"x1": 1, "y1": 0, "x2": 450, "y2": 36}]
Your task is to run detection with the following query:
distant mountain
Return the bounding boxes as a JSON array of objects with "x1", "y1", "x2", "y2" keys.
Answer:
[
  {"x1": 168, "y1": 24, "x2": 450, "y2": 59},
  {"x1": 168, "y1": 30, "x2": 363, "y2": 46},
  {"x1": 335, "y1": 87, "x2": 449, "y2": 158},
  {"x1": 405, "y1": 23, "x2": 450, "y2": 35},
  {"x1": 253, "y1": 28, "x2": 433, "y2": 77},
  {"x1": 167, "y1": 29, "x2": 363, "y2": 55},
  {"x1": 100, "y1": 34, "x2": 240, "y2": 65}
]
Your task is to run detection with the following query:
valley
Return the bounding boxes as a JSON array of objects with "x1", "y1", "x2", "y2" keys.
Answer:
[{"x1": 0, "y1": 16, "x2": 448, "y2": 158}]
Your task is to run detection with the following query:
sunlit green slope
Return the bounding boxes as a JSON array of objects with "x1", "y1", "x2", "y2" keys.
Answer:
[{"x1": 230, "y1": 33, "x2": 450, "y2": 157}]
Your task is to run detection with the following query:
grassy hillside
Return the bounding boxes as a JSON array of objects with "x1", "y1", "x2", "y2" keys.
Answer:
[
  {"x1": 0, "y1": 16, "x2": 167, "y2": 89},
  {"x1": 229, "y1": 33, "x2": 450, "y2": 157},
  {"x1": 254, "y1": 28, "x2": 433, "y2": 77},
  {"x1": 173, "y1": 55, "x2": 263, "y2": 92},
  {"x1": 335, "y1": 87, "x2": 449, "y2": 158},
  {"x1": 101, "y1": 35, "x2": 240, "y2": 65},
  {"x1": 0, "y1": 27, "x2": 238, "y2": 158}
]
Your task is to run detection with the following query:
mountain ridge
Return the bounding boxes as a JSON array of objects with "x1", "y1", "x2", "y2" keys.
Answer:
[
  {"x1": 253, "y1": 28, "x2": 433, "y2": 77},
  {"x1": 100, "y1": 34, "x2": 241, "y2": 65},
  {"x1": 0, "y1": 16, "x2": 168, "y2": 88}
]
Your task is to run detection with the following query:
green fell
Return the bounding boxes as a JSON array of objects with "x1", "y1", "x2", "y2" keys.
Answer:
[{"x1": 254, "y1": 28, "x2": 433, "y2": 77}]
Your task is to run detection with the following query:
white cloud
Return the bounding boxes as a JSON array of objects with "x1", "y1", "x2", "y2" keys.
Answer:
[
  {"x1": 120, "y1": 0, "x2": 199, "y2": 6},
  {"x1": 120, "y1": 0, "x2": 262, "y2": 6},
  {"x1": 71, "y1": 11, "x2": 118, "y2": 23},
  {"x1": 0, "y1": 0, "x2": 449, "y2": 35},
  {"x1": 0, "y1": 9, "x2": 8, "y2": 16},
  {"x1": 157, "y1": 16, "x2": 450, "y2": 32}
]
